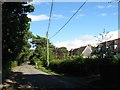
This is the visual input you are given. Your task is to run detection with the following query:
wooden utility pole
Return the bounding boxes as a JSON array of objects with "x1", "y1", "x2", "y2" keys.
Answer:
[{"x1": 46, "y1": 31, "x2": 49, "y2": 67}]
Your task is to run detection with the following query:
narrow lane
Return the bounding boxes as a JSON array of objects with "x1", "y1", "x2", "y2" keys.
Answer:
[
  {"x1": 12, "y1": 65, "x2": 83, "y2": 88},
  {"x1": 3, "y1": 64, "x2": 94, "y2": 89}
]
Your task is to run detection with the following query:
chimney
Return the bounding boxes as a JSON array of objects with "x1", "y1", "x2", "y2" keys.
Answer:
[{"x1": 88, "y1": 44, "x2": 91, "y2": 48}]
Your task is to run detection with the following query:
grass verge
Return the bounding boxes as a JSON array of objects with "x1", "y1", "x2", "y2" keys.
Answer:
[{"x1": 35, "y1": 65, "x2": 64, "y2": 76}]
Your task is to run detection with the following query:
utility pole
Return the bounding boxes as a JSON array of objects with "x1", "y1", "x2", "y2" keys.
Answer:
[{"x1": 46, "y1": 31, "x2": 49, "y2": 67}]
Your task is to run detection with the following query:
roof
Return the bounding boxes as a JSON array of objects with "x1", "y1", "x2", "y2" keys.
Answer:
[
  {"x1": 78, "y1": 46, "x2": 86, "y2": 52},
  {"x1": 71, "y1": 45, "x2": 92, "y2": 56},
  {"x1": 82, "y1": 46, "x2": 92, "y2": 57}
]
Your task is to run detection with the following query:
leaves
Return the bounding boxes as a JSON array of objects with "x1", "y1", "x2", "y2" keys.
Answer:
[
  {"x1": 2, "y1": 2, "x2": 34, "y2": 69},
  {"x1": 29, "y1": 35, "x2": 57, "y2": 66}
]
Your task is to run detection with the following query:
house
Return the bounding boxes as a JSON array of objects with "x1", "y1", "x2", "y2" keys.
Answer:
[
  {"x1": 82, "y1": 44, "x2": 93, "y2": 58},
  {"x1": 69, "y1": 44, "x2": 93, "y2": 58},
  {"x1": 95, "y1": 38, "x2": 120, "y2": 58}
]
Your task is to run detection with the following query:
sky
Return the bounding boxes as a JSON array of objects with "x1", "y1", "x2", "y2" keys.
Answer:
[{"x1": 28, "y1": 1, "x2": 119, "y2": 50}]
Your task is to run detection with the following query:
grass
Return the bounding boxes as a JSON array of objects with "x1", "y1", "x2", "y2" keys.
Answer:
[{"x1": 35, "y1": 65, "x2": 64, "y2": 76}]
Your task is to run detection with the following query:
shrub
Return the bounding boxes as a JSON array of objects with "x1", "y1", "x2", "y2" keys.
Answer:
[
  {"x1": 49, "y1": 57, "x2": 120, "y2": 77},
  {"x1": 11, "y1": 60, "x2": 18, "y2": 69},
  {"x1": 49, "y1": 59, "x2": 63, "y2": 73},
  {"x1": 99, "y1": 58, "x2": 120, "y2": 83},
  {"x1": 35, "y1": 60, "x2": 43, "y2": 69},
  {"x1": 49, "y1": 57, "x2": 96, "y2": 75}
]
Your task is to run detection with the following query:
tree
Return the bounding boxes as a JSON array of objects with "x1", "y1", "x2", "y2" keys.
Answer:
[
  {"x1": 54, "y1": 47, "x2": 68, "y2": 60},
  {"x1": 2, "y1": 2, "x2": 34, "y2": 75},
  {"x1": 29, "y1": 35, "x2": 56, "y2": 67},
  {"x1": 95, "y1": 29, "x2": 113, "y2": 43},
  {"x1": 94, "y1": 29, "x2": 113, "y2": 58}
]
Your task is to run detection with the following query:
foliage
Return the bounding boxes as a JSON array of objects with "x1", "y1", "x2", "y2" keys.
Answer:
[
  {"x1": 56, "y1": 47, "x2": 68, "y2": 59},
  {"x1": 49, "y1": 59, "x2": 63, "y2": 72},
  {"x1": 36, "y1": 65, "x2": 56, "y2": 75},
  {"x1": 49, "y1": 57, "x2": 120, "y2": 76},
  {"x1": 48, "y1": 57, "x2": 120, "y2": 78},
  {"x1": 35, "y1": 60, "x2": 43, "y2": 68},
  {"x1": 99, "y1": 58, "x2": 120, "y2": 83},
  {"x1": 11, "y1": 61, "x2": 18, "y2": 69},
  {"x1": 29, "y1": 35, "x2": 69, "y2": 67},
  {"x1": 2, "y1": 2, "x2": 34, "y2": 78},
  {"x1": 34, "y1": 59, "x2": 57, "y2": 75},
  {"x1": 29, "y1": 35, "x2": 56, "y2": 67},
  {"x1": 93, "y1": 29, "x2": 116, "y2": 59},
  {"x1": 49, "y1": 57, "x2": 100, "y2": 76}
]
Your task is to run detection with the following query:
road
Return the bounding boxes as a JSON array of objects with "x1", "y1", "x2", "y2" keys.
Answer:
[{"x1": 2, "y1": 64, "x2": 98, "y2": 89}]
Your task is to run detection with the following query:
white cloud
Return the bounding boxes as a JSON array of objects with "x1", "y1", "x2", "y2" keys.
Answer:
[
  {"x1": 76, "y1": 14, "x2": 85, "y2": 18},
  {"x1": 79, "y1": 14, "x2": 85, "y2": 17},
  {"x1": 53, "y1": 14, "x2": 65, "y2": 20},
  {"x1": 98, "y1": 13, "x2": 107, "y2": 16},
  {"x1": 53, "y1": 30, "x2": 118, "y2": 50},
  {"x1": 97, "y1": 4, "x2": 117, "y2": 9},
  {"x1": 72, "y1": 10, "x2": 77, "y2": 13},
  {"x1": 28, "y1": 14, "x2": 49, "y2": 21},
  {"x1": 107, "y1": 4, "x2": 117, "y2": 8},
  {"x1": 28, "y1": 14, "x2": 65, "y2": 21},
  {"x1": 97, "y1": 5, "x2": 105, "y2": 9},
  {"x1": 29, "y1": 0, "x2": 42, "y2": 4},
  {"x1": 54, "y1": 35, "x2": 97, "y2": 51},
  {"x1": 106, "y1": 30, "x2": 118, "y2": 40},
  {"x1": 98, "y1": 12, "x2": 117, "y2": 16},
  {"x1": 72, "y1": 9, "x2": 82, "y2": 13},
  {"x1": 113, "y1": 12, "x2": 117, "y2": 15},
  {"x1": 95, "y1": 30, "x2": 118, "y2": 42},
  {"x1": 107, "y1": 5, "x2": 113, "y2": 8}
]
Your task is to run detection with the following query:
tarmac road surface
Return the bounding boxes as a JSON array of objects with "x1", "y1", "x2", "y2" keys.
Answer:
[{"x1": 2, "y1": 64, "x2": 95, "y2": 89}]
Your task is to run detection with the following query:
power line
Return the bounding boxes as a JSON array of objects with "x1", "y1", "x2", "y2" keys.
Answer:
[
  {"x1": 47, "y1": 0, "x2": 54, "y2": 33},
  {"x1": 49, "y1": 0, "x2": 87, "y2": 39}
]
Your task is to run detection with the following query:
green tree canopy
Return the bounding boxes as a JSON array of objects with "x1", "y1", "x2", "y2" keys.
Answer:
[
  {"x1": 2, "y1": 2, "x2": 34, "y2": 72},
  {"x1": 29, "y1": 35, "x2": 56, "y2": 66}
]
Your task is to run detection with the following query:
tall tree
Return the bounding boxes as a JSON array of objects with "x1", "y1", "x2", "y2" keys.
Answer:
[
  {"x1": 95, "y1": 29, "x2": 113, "y2": 43},
  {"x1": 29, "y1": 35, "x2": 55, "y2": 67},
  {"x1": 94, "y1": 29, "x2": 113, "y2": 58},
  {"x1": 2, "y1": 2, "x2": 34, "y2": 74},
  {"x1": 54, "y1": 47, "x2": 68, "y2": 60}
]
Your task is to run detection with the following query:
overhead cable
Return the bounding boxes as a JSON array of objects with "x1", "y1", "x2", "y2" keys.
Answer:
[{"x1": 50, "y1": 0, "x2": 87, "y2": 39}]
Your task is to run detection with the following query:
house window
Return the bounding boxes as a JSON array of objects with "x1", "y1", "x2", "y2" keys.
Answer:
[
  {"x1": 114, "y1": 45, "x2": 117, "y2": 49},
  {"x1": 98, "y1": 47, "x2": 101, "y2": 52},
  {"x1": 106, "y1": 46, "x2": 109, "y2": 49}
]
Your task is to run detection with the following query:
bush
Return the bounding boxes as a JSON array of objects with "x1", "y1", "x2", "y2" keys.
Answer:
[
  {"x1": 48, "y1": 57, "x2": 120, "y2": 77},
  {"x1": 99, "y1": 58, "x2": 120, "y2": 83},
  {"x1": 35, "y1": 60, "x2": 43, "y2": 69},
  {"x1": 11, "y1": 60, "x2": 18, "y2": 69},
  {"x1": 49, "y1": 57, "x2": 100, "y2": 76},
  {"x1": 49, "y1": 59, "x2": 63, "y2": 73}
]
